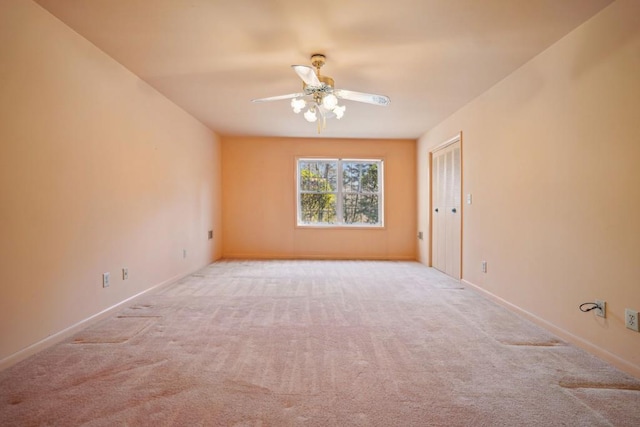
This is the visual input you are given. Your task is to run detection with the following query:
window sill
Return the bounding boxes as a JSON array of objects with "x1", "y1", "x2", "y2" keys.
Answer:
[{"x1": 296, "y1": 224, "x2": 386, "y2": 230}]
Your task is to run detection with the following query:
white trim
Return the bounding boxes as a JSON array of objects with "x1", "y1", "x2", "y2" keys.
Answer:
[
  {"x1": 0, "y1": 267, "x2": 205, "y2": 371},
  {"x1": 296, "y1": 157, "x2": 384, "y2": 227},
  {"x1": 221, "y1": 253, "x2": 416, "y2": 261},
  {"x1": 462, "y1": 279, "x2": 640, "y2": 379},
  {"x1": 431, "y1": 131, "x2": 462, "y2": 154}
]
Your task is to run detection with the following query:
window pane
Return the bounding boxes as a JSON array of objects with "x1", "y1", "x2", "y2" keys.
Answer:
[
  {"x1": 300, "y1": 161, "x2": 337, "y2": 192},
  {"x1": 342, "y1": 162, "x2": 361, "y2": 192},
  {"x1": 343, "y1": 194, "x2": 379, "y2": 224},
  {"x1": 300, "y1": 193, "x2": 337, "y2": 224},
  {"x1": 360, "y1": 163, "x2": 378, "y2": 192},
  {"x1": 342, "y1": 162, "x2": 378, "y2": 193}
]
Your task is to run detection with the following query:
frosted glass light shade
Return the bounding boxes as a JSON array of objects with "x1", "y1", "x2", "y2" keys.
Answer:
[
  {"x1": 304, "y1": 108, "x2": 317, "y2": 122},
  {"x1": 291, "y1": 98, "x2": 306, "y2": 113},
  {"x1": 333, "y1": 105, "x2": 346, "y2": 119},
  {"x1": 322, "y1": 94, "x2": 338, "y2": 110}
]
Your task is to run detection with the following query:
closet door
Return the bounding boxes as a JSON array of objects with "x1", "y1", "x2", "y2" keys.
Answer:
[
  {"x1": 431, "y1": 139, "x2": 461, "y2": 279},
  {"x1": 432, "y1": 152, "x2": 447, "y2": 272}
]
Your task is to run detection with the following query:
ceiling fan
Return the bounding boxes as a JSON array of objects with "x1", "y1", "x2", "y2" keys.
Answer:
[{"x1": 252, "y1": 54, "x2": 390, "y2": 132}]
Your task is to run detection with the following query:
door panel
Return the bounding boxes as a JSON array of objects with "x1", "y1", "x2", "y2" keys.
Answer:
[
  {"x1": 431, "y1": 139, "x2": 461, "y2": 279},
  {"x1": 447, "y1": 145, "x2": 461, "y2": 278},
  {"x1": 432, "y1": 153, "x2": 446, "y2": 272}
]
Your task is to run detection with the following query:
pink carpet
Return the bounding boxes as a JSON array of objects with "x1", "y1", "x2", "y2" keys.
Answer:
[{"x1": 1, "y1": 260, "x2": 639, "y2": 426}]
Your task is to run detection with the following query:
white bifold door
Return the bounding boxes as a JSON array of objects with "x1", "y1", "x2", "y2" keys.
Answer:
[{"x1": 431, "y1": 138, "x2": 461, "y2": 279}]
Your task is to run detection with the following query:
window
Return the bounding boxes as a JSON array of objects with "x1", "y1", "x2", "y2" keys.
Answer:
[{"x1": 297, "y1": 158, "x2": 384, "y2": 227}]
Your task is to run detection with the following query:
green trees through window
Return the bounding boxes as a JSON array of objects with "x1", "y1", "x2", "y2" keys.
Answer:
[
  {"x1": 297, "y1": 158, "x2": 383, "y2": 226},
  {"x1": 299, "y1": 161, "x2": 337, "y2": 223}
]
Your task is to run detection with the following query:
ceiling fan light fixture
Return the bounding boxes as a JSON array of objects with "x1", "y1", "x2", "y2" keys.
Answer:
[
  {"x1": 291, "y1": 98, "x2": 306, "y2": 113},
  {"x1": 322, "y1": 93, "x2": 338, "y2": 110},
  {"x1": 333, "y1": 105, "x2": 346, "y2": 119},
  {"x1": 304, "y1": 108, "x2": 317, "y2": 122}
]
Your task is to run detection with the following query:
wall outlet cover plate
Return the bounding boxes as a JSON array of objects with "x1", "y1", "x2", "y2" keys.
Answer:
[
  {"x1": 625, "y1": 308, "x2": 639, "y2": 332},
  {"x1": 595, "y1": 300, "x2": 606, "y2": 318}
]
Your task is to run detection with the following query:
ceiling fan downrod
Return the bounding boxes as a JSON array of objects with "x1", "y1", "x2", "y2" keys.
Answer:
[{"x1": 310, "y1": 54, "x2": 326, "y2": 75}]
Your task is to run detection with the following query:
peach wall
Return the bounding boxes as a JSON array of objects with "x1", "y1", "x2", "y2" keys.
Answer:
[
  {"x1": 0, "y1": 0, "x2": 222, "y2": 366},
  {"x1": 417, "y1": 0, "x2": 640, "y2": 377},
  {"x1": 222, "y1": 136, "x2": 416, "y2": 260}
]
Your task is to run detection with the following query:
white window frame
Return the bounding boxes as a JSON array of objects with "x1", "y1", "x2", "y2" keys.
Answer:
[{"x1": 296, "y1": 157, "x2": 384, "y2": 227}]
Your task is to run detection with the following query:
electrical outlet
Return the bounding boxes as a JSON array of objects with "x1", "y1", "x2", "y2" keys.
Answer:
[
  {"x1": 595, "y1": 300, "x2": 606, "y2": 318},
  {"x1": 183, "y1": 249, "x2": 187, "y2": 259},
  {"x1": 481, "y1": 261, "x2": 487, "y2": 273},
  {"x1": 625, "y1": 308, "x2": 639, "y2": 332},
  {"x1": 417, "y1": 231, "x2": 423, "y2": 240},
  {"x1": 122, "y1": 268, "x2": 128, "y2": 280},
  {"x1": 102, "y1": 272, "x2": 110, "y2": 288},
  {"x1": 208, "y1": 230, "x2": 213, "y2": 240}
]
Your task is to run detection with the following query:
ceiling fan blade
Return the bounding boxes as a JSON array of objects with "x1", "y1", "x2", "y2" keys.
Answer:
[
  {"x1": 292, "y1": 65, "x2": 321, "y2": 86},
  {"x1": 334, "y1": 89, "x2": 390, "y2": 106},
  {"x1": 251, "y1": 92, "x2": 305, "y2": 103}
]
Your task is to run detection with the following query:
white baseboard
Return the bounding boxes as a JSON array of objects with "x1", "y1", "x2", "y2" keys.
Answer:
[
  {"x1": 462, "y1": 279, "x2": 640, "y2": 379},
  {"x1": 0, "y1": 267, "x2": 206, "y2": 372},
  {"x1": 221, "y1": 253, "x2": 417, "y2": 261}
]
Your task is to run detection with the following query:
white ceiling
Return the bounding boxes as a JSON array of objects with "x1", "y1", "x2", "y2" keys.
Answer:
[{"x1": 35, "y1": 0, "x2": 613, "y2": 139}]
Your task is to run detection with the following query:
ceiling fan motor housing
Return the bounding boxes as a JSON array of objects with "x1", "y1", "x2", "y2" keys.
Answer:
[{"x1": 303, "y1": 75, "x2": 334, "y2": 90}]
